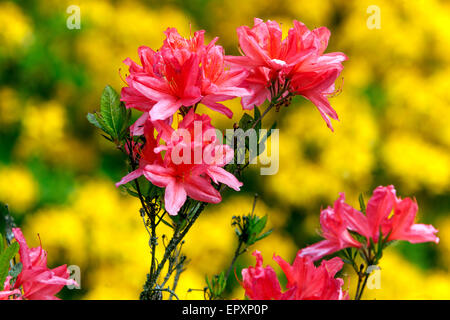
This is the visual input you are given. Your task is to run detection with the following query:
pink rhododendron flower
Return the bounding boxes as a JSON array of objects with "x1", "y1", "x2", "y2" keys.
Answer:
[
  {"x1": 116, "y1": 110, "x2": 242, "y2": 215},
  {"x1": 123, "y1": 45, "x2": 202, "y2": 121},
  {"x1": 2, "y1": 228, "x2": 78, "y2": 300},
  {"x1": 241, "y1": 250, "x2": 348, "y2": 300},
  {"x1": 298, "y1": 193, "x2": 365, "y2": 261},
  {"x1": 274, "y1": 254, "x2": 348, "y2": 300},
  {"x1": 300, "y1": 186, "x2": 439, "y2": 261},
  {"x1": 227, "y1": 18, "x2": 347, "y2": 131},
  {"x1": 121, "y1": 28, "x2": 249, "y2": 126},
  {"x1": 240, "y1": 251, "x2": 287, "y2": 300},
  {"x1": 359, "y1": 186, "x2": 440, "y2": 244}
]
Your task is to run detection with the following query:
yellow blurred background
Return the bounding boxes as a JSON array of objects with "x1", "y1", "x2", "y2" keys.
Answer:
[{"x1": 1, "y1": 0, "x2": 450, "y2": 299}]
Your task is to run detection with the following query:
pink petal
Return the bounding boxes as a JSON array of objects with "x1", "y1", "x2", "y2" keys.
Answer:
[
  {"x1": 142, "y1": 164, "x2": 175, "y2": 188},
  {"x1": 131, "y1": 77, "x2": 171, "y2": 101},
  {"x1": 338, "y1": 193, "x2": 371, "y2": 240},
  {"x1": 183, "y1": 175, "x2": 221, "y2": 204},
  {"x1": 129, "y1": 112, "x2": 150, "y2": 136},
  {"x1": 242, "y1": 251, "x2": 283, "y2": 300},
  {"x1": 302, "y1": 92, "x2": 339, "y2": 131},
  {"x1": 12, "y1": 228, "x2": 31, "y2": 269},
  {"x1": 115, "y1": 169, "x2": 144, "y2": 187},
  {"x1": 201, "y1": 96, "x2": 233, "y2": 118},
  {"x1": 320, "y1": 257, "x2": 344, "y2": 278},
  {"x1": 164, "y1": 181, "x2": 187, "y2": 216},
  {"x1": 402, "y1": 224, "x2": 440, "y2": 244},
  {"x1": 206, "y1": 166, "x2": 243, "y2": 191},
  {"x1": 298, "y1": 239, "x2": 342, "y2": 262},
  {"x1": 366, "y1": 185, "x2": 396, "y2": 240},
  {"x1": 149, "y1": 99, "x2": 182, "y2": 121}
]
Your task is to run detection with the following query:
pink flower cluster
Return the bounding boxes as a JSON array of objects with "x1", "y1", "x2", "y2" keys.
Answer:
[
  {"x1": 122, "y1": 19, "x2": 346, "y2": 132},
  {"x1": 116, "y1": 110, "x2": 242, "y2": 215},
  {"x1": 118, "y1": 19, "x2": 347, "y2": 215},
  {"x1": 227, "y1": 18, "x2": 347, "y2": 131},
  {"x1": 0, "y1": 228, "x2": 77, "y2": 300},
  {"x1": 299, "y1": 185, "x2": 440, "y2": 261},
  {"x1": 121, "y1": 28, "x2": 249, "y2": 126},
  {"x1": 241, "y1": 250, "x2": 348, "y2": 300},
  {"x1": 239, "y1": 185, "x2": 439, "y2": 300}
]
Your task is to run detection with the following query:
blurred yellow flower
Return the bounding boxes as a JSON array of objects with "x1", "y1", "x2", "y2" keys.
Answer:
[
  {"x1": 0, "y1": 87, "x2": 22, "y2": 126},
  {"x1": 267, "y1": 92, "x2": 378, "y2": 208},
  {"x1": 382, "y1": 132, "x2": 450, "y2": 193},
  {"x1": 14, "y1": 100, "x2": 97, "y2": 171},
  {"x1": 0, "y1": 1, "x2": 32, "y2": 55},
  {"x1": 0, "y1": 165, "x2": 38, "y2": 212},
  {"x1": 76, "y1": 0, "x2": 193, "y2": 112}
]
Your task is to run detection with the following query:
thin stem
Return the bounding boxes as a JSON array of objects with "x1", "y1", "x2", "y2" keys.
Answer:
[
  {"x1": 237, "y1": 90, "x2": 292, "y2": 174},
  {"x1": 160, "y1": 256, "x2": 177, "y2": 289},
  {"x1": 225, "y1": 241, "x2": 244, "y2": 282},
  {"x1": 126, "y1": 137, "x2": 158, "y2": 286},
  {"x1": 354, "y1": 246, "x2": 375, "y2": 300},
  {"x1": 250, "y1": 79, "x2": 291, "y2": 131},
  {"x1": 142, "y1": 202, "x2": 207, "y2": 298},
  {"x1": 148, "y1": 208, "x2": 157, "y2": 281},
  {"x1": 356, "y1": 272, "x2": 370, "y2": 300},
  {"x1": 170, "y1": 260, "x2": 185, "y2": 300},
  {"x1": 251, "y1": 102, "x2": 275, "y2": 130},
  {"x1": 152, "y1": 288, "x2": 180, "y2": 300},
  {"x1": 224, "y1": 195, "x2": 258, "y2": 282},
  {"x1": 155, "y1": 211, "x2": 168, "y2": 227},
  {"x1": 354, "y1": 268, "x2": 363, "y2": 300}
]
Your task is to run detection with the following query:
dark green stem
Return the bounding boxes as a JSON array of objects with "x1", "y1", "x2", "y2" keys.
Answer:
[
  {"x1": 225, "y1": 241, "x2": 244, "y2": 282},
  {"x1": 126, "y1": 137, "x2": 158, "y2": 282},
  {"x1": 356, "y1": 272, "x2": 370, "y2": 300},
  {"x1": 169, "y1": 260, "x2": 185, "y2": 300},
  {"x1": 354, "y1": 246, "x2": 376, "y2": 300},
  {"x1": 141, "y1": 202, "x2": 207, "y2": 299}
]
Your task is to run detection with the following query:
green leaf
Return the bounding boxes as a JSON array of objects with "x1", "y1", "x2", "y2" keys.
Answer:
[
  {"x1": 383, "y1": 240, "x2": 395, "y2": 249},
  {"x1": 239, "y1": 113, "x2": 254, "y2": 131},
  {"x1": 359, "y1": 194, "x2": 366, "y2": 214},
  {"x1": 122, "y1": 186, "x2": 139, "y2": 198},
  {"x1": 252, "y1": 215, "x2": 267, "y2": 236},
  {"x1": 119, "y1": 108, "x2": 132, "y2": 140},
  {"x1": 137, "y1": 176, "x2": 151, "y2": 197},
  {"x1": 218, "y1": 271, "x2": 225, "y2": 289},
  {"x1": 383, "y1": 229, "x2": 393, "y2": 246},
  {"x1": 162, "y1": 219, "x2": 175, "y2": 229},
  {"x1": 254, "y1": 229, "x2": 273, "y2": 242},
  {"x1": 369, "y1": 237, "x2": 376, "y2": 251},
  {"x1": 341, "y1": 248, "x2": 352, "y2": 261},
  {"x1": 341, "y1": 258, "x2": 353, "y2": 265},
  {"x1": 0, "y1": 241, "x2": 19, "y2": 291},
  {"x1": 100, "y1": 85, "x2": 120, "y2": 129},
  {"x1": 353, "y1": 248, "x2": 359, "y2": 260},
  {"x1": 86, "y1": 113, "x2": 103, "y2": 130},
  {"x1": 205, "y1": 274, "x2": 212, "y2": 292},
  {"x1": 99, "y1": 85, "x2": 129, "y2": 141},
  {"x1": 377, "y1": 225, "x2": 384, "y2": 255}
]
